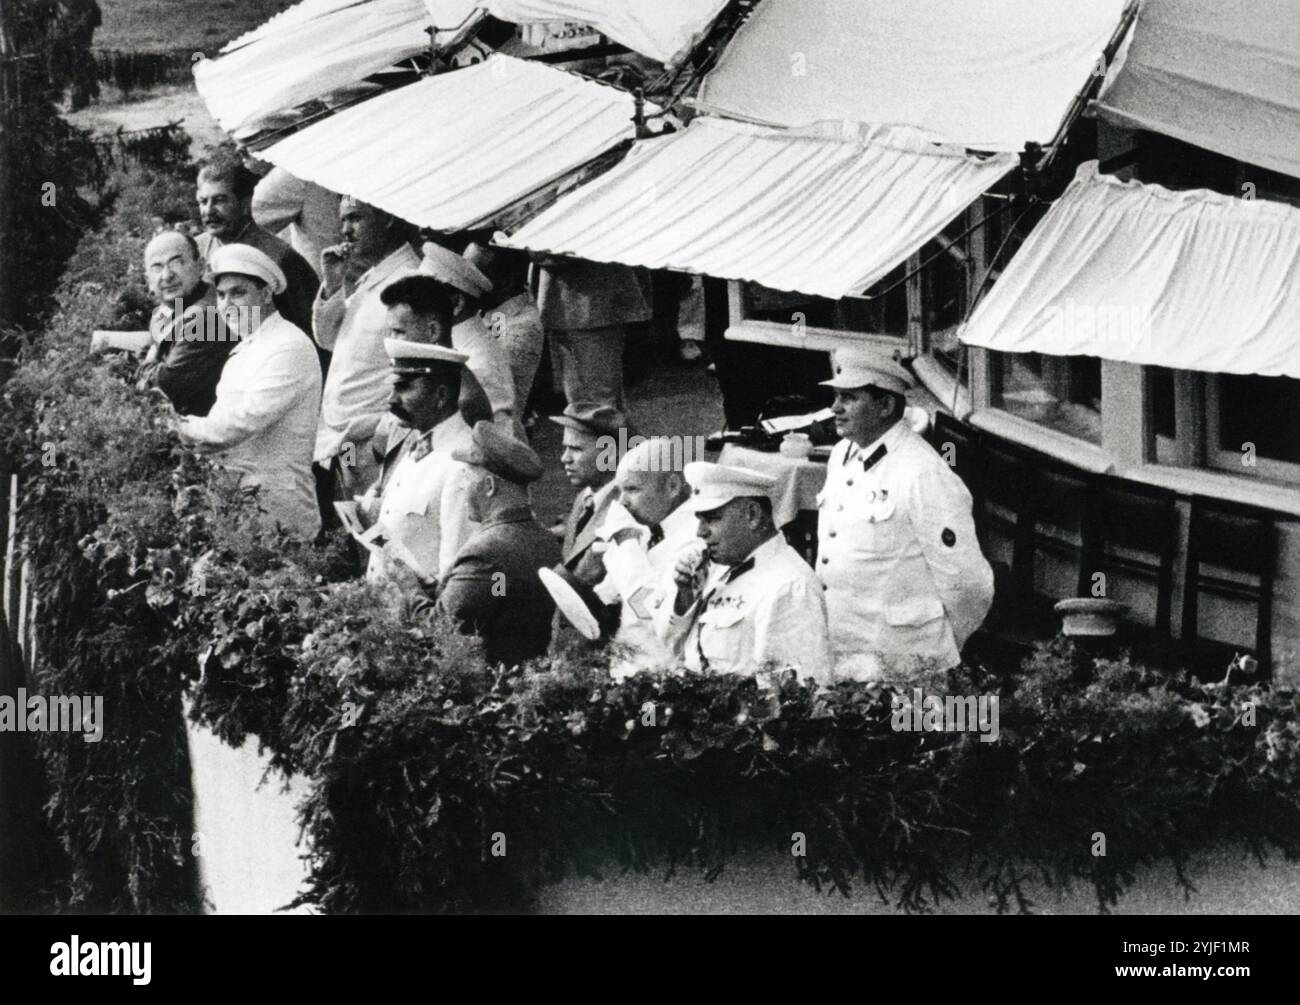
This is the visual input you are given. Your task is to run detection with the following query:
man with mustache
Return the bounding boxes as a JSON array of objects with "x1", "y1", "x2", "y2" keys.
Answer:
[
  {"x1": 355, "y1": 278, "x2": 475, "y2": 586},
  {"x1": 175, "y1": 245, "x2": 322, "y2": 540},
  {"x1": 194, "y1": 151, "x2": 320, "y2": 340},
  {"x1": 135, "y1": 230, "x2": 231, "y2": 417}
]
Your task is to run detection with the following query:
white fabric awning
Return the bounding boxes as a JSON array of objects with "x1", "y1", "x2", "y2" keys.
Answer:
[
  {"x1": 960, "y1": 162, "x2": 1300, "y2": 379},
  {"x1": 485, "y1": 0, "x2": 729, "y2": 64},
  {"x1": 260, "y1": 55, "x2": 644, "y2": 233},
  {"x1": 1094, "y1": 0, "x2": 1300, "y2": 179},
  {"x1": 195, "y1": 0, "x2": 477, "y2": 137},
  {"x1": 694, "y1": 0, "x2": 1128, "y2": 151},
  {"x1": 502, "y1": 117, "x2": 1016, "y2": 299}
]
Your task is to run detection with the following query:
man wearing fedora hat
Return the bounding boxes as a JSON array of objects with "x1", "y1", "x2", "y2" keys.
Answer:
[
  {"x1": 816, "y1": 348, "x2": 993, "y2": 681},
  {"x1": 655, "y1": 462, "x2": 831, "y2": 681},
  {"x1": 176, "y1": 243, "x2": 323, "y2": 540},
  {"x1": 430, "y1": 421, "x2": 561, "y2": 667}
]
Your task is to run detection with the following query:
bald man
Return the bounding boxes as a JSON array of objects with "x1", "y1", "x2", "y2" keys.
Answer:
[
  {"x1": 135, "y1": 230, "x2": 233, "y2": 417},
  {"x1": 591, "y1": 436, "x2": 697, "y2": 677}
]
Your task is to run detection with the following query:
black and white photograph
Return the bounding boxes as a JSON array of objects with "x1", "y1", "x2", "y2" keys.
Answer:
[{"x1": 0, "y1": 0, "x2": 1295, "y2": 967}]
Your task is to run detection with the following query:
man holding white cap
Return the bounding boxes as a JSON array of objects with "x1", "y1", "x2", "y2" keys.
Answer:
[
  {"x1": 591, "y1": 436, "x2": 697, "y2": 676},
  {"x1": 817, "y1": 348, "x2": 993, "y2": 680},
  {"x1": 654, "y1": 462, "x2": 831, "y2": 682},
  {"x1": 177, "y1": 243, "x2": 323, "y2": 540},
  {"x1": 357, "y1": 334, "x2": 476, "y2": 586}
]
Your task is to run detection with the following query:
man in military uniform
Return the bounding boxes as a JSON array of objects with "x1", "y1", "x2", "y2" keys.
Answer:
[
  {"x1": 357, "y1": 333, "x2": 475, "y2": 586},
  {"x1": 816, "y1": 349, "x2": 994, "y2": 681},
  {"x1": 655, "y1": 463, "x2": 831, "y2": 683},
  {"x1": 431, "y1": 421, "x2": 561, "y2": 667}
]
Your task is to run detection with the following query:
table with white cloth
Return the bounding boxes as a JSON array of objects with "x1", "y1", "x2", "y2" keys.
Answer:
[{"x1": 717, "y1": 444, "x2": 828, "y2": 563}]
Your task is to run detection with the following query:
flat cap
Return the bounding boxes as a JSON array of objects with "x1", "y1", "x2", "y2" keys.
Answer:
[
  {"x1": 549, "y1": 400, "x2": 627, "y2": 438},
  {"x1": 419, "y1": 241, "x2": 493, "y2": 299},
  {"x1": 453, "y1": 420, "x2": 545, "y2": 484},
  {"x1": 682, "y1": 461, "x2": 777, "y2": 514},
  {"x1": 820, "y1": 348, "x2": 914, "y2": 394},
  {"x1": 384, "y1": 337, "x2": 468, "y2": 376},
  {"x1": 208, "y1": 243, "x2": 286, "y2": 295}
]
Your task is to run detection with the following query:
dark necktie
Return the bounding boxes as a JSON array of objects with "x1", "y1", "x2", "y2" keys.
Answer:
[
  {"x1": 647, "y1": 523, "x2": 664, "y2": 549},
  {"x1": 573, "y1": 495, "x2": 596, "y2": 536}
]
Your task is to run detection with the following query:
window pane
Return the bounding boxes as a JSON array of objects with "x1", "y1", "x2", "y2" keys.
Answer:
[
  {"x1": 740, "y1": 272, "x2": 908, "y2": 334},
  {"x1": 1148, "y1": 366, "x2": 1176, "y2": 439},
  {"x1": 1217, "y1": 374, "x2": 1300, "y2": 464},
  {"x1": 992, "y1": 351, "x2": 1102, "y2": 443}
]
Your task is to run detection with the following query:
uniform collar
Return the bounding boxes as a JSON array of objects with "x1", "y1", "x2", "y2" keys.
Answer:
[
  {"x1": 482, "y1": 505, "x2": 534, "y2": 529},
  {"x1": 358, "y1": 245, "x2": 421, "y2": 295},
  {"x1": 845, "y1": 419, "x2": 906, "y2": 465},
  {"x1": 230, "y1": 309, "x2": 285, "y2": 349}
]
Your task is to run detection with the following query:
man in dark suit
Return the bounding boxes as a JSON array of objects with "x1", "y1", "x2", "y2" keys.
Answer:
[
  {"x1": 430, "y1": 422, "x2": 561, "y2": 668},
  {"x1": 548, "y1": 401, "x2": 628, "y2": 648}
]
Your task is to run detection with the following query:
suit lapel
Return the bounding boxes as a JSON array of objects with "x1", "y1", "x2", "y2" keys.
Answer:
[{"x1": 562, "y1": 481, "x2": 615, "y2": 567}]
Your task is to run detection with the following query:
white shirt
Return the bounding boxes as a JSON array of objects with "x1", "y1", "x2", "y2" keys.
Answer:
[
  {"x1": 452, "y1": 312, "x2": 518, "y2": 420},
  {"x1": 252, "y1": 167, "x2": 340, "y2": 271},
  {"x1": 654, "y1": 534, "x2": 832, "y2": 684},
  {"x1": 313, "y1": 245, "x2": 420, "y2": 463},
  {"x1": 816, "y1": 421, "x2": 994, "y2": 681},
  {"x1": 595, "y1": 501, "x2": 697, "y2": 679},
  {"x1": 178, "y1": 311, "x2": 322, "y2": 540},
  {"x1": 363, "y1": 411, "x2": 476, "y2": 584}
]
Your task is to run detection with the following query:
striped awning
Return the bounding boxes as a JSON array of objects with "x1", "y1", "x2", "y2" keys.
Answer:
[
  {"x1": 1094, "y1": 0, "x2": 1300, "y2": 179},
  {"x1": 195, "y1": 0, "x2": 477, "y2": 137},
  {"x1": 484, "y1": 0, "x2": 730, "y2": 64},
  {"x1": 960, "y1": 162, "x2": 1300, "y2": 379},
  {"x1": 260, "y1": 55, "x2": 646, "y2": 232},
  {"x1": 502, "y1": 117, "x2": 1017, "y2": 299},
  {"x1": 695, "y1": 0, "x2": 1129, "y2": 151}
]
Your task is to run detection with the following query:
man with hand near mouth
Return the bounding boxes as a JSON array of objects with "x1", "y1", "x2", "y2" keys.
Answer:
[{"x1": 656, "y1": 462, "x2": 830, "y2": 682}]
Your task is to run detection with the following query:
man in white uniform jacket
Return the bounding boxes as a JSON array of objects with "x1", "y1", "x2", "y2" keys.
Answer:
[
  {"x1": 358, "y1": 333, "x2": 476, "y2": 586},
  {"x1": 177, "y1": 244, "x2": 322, "y2": 540},
  {"x1": 655, "y1": 463, "x2": 831, "y2": 683},
  {"x1": 816, "y1": 349, "x2": 994, "y2": 681}
]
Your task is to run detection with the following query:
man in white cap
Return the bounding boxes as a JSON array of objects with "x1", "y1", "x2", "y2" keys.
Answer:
[
  {"x1": 655, "y1": 462, "x2": 831, "y2": 682},
  {"x1": 816, "y1": 348, "x2": 993, "y2": 680},
  {"x1": 313, "y1": 197, "x2": 419, "y2": 509},
  {"x1": 357, "y1": 336, "x2": 476, "y2": 585},
  {"x1": 418, "y1": 241, "x2": 518, "y2": 425},
  {"x1": 590, "y1": 436, "x2": 697, "y2": 676},
  {"x1": 176, "y1": 244, "x2": 323, "y2": 540}
]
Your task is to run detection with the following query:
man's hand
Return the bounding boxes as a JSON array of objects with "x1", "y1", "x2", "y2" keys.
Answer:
[
  {"x1": 320, "y1": 243, "x2": 360, "y2": 296},
  {"x1": 672, "y1": 543, "x2": 707, "y2": 616}
]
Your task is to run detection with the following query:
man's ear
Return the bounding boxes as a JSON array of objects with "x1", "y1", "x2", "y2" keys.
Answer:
[{"x1": 482, "y1": 473, "x2": 497, "y2": 498}]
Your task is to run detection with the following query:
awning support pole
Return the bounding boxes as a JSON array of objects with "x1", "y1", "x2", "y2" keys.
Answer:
[{"x1": 1034, "y1": 0, "x2": 1140, "y2": 177}]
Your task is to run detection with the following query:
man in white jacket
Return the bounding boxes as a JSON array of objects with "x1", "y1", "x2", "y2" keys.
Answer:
[{"x1": 177, "y1": 244, "x2": 322, "y2": 540}]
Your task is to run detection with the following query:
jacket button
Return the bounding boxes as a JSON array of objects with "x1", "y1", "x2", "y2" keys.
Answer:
[
  {"x1": 846, "y1": 479, "x2": 854, "y2": 487},
  {"x1": 822, "y1": 583, "x2": 828, "y2": 591},
  {"x1": 829, "y1": 531, "x2": 837, "y2": 538},
  {"x1": 836, "y1": 505, "x2": 843, "y2": 512},
  {"x1": 820, "y1": 557, "x2": 828, "y2": 564}
]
